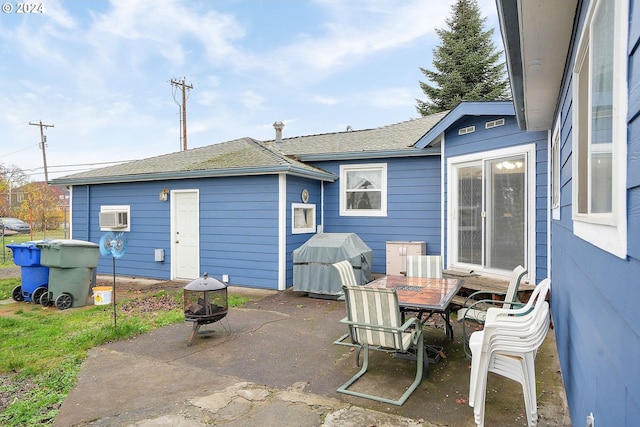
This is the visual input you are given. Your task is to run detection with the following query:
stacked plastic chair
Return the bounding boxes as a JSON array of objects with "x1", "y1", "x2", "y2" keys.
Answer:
[
  {"x1": 458, "y1": 265, "x2": 528, "y2": 358},
  {"x1": 468, "y1": 278, "x2": 551, "y2": 427}
]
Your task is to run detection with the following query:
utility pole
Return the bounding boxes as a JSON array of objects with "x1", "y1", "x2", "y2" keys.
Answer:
[
  {"x1": 171, "y1": 78, "x2": 193, "y2": 151},
  {"x1": 29, "y1": 120, "x2": 54, "y2": 182}
]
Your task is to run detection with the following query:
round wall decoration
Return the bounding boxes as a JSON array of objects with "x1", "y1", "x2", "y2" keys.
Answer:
[{"x1": 301, "y1": 189, "x2": 309, "y2": 203}]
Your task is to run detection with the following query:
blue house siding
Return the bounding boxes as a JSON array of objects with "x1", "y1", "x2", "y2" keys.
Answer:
[
  {"x1": 197, "y1": 176, "x2": 280, "y2": 289},
  {"x1": 311, "y1": 156, "x2": 442, "y2": 274},
  {"x1": 72, "y1": 176, "x2": 284, "y2": 289},
  {"x1": 442, "y1": 114, "x2": 548, "y2": 280},
  {"x1": 285, "y1": 175, "x2": 323, "y2": 287},
  {"x1": 547, "y1": 1, "x2": 640, "y2": 424}
]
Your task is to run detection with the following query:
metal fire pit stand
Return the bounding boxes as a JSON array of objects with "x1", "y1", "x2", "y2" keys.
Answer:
[
  {"x1": 187, "y1": 316, "x2": 230, "y2": 347},
  {"x1": 183, "y1": 273, "x2": 230, "y2": 347}
]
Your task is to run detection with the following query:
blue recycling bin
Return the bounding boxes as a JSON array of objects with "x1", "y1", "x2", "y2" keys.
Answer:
[{"x1": 7, "y1": 242, "x2": 49, "y2": 303}]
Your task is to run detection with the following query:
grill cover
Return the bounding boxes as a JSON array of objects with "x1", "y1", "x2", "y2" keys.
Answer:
[{"x1": 293, "y1": 233, "x2": 373, "y2": 295}]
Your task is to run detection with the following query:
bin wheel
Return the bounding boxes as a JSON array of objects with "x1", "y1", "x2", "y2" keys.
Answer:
[
  {"x1": 32, "y1": 287, "x2": 47, "y2": 305},
  {"x1": 39, "y1": 292, "x2": 52, "y2": 307},
  {"x1": 12, "y1": 285, "x2": 24, "y2": 302},
  {"x1": 55, "y1": 293, "x2": 73, "y2": 310}
]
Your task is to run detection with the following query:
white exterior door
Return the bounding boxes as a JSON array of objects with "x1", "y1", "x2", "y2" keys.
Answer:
[{"x1": 171, "y1": 190, "x2": 200, "y2": 280}]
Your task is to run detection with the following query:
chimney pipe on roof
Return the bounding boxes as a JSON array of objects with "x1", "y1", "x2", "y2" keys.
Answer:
[{"x1": 273, "y1": 121, "x2": 284, "y2": 143}]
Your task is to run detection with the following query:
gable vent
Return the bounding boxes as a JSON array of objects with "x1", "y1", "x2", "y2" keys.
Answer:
[
  {"x1": 458, "y1": 125, "x2": 476, "y2": 135},
  {"x1": 485, "y1": 118, "x2": 505, "y2": 129}
]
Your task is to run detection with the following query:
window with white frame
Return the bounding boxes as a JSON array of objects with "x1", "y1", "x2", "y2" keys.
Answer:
[
  {"x1": 292, "y1": 203, "x2": 316, "y2": 234},
  {"x1": 340, "y1": 163, "x2": 387, "y2": 216},
  {"x1": 572, "y1": 0, "x2": 627, "y2": 258}
]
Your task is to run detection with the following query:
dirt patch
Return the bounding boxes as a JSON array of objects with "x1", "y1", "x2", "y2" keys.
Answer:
[
  {"x1": 0, "y1": 374, "x2": 37, "y2": 413},
  {"x1": 120, "y1": 293, "x2": 181, "y2": 313}
]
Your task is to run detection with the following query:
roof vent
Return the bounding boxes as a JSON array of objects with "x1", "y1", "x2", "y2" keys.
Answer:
[
  {"x1": 458, "y1": 125, "x2": 476, "y2": 135},
  {"x1": 485, "y1": 118, "x2": 505, "y2": 129},
  {"x1": 273, "y1": 121, "x2": 284, "y2": 143}
]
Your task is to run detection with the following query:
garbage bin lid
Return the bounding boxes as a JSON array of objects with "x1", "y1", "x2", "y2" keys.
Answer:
[
  {"x1": 7, "y1": 242, "x2": 36, "y2": 249},
  {"x1": 36, "y1": 239, "x2": 99, "y2": 249}
]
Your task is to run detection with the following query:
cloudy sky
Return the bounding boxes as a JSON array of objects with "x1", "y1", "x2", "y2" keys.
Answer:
[{"x1": 0, "y1": 0, "x2": 501, "y2": 181}]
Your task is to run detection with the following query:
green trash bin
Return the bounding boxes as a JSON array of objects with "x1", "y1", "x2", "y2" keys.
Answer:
[
  {"x1": 37, "y1": 239, "x2": 100, "y2": 268},
  {"x1": 44, "y1": 267, "x2": 95, "y2": 309},
  {"x1": 36, "y1": 240, "x2": 100, "y2": 310}
]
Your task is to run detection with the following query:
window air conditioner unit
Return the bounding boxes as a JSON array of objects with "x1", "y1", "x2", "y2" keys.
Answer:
[{"x1": 100, "y1": 211, "x2": 129, "y2": 229}]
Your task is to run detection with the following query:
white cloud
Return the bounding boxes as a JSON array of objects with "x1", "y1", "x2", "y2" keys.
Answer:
[
  {"x1": 239, "y1": 90, "x2": 265, "y2": 109},
  {"x1": 311, "y1": 95, "x2": 341, "y2": 106},
  {"x1": 276, "y1": 0, "x2": 451, "y2": 73},
  {"x1": 367, "y1": 87, "x2": 417, "y2": 109}
]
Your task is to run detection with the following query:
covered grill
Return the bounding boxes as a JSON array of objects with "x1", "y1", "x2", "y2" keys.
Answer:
[
  {"x1": 293, "y1": 233, "x2": 373, "y2": 297},
  {"x1": 183, "y1": 273, "x2": 228, "y2": 347}
]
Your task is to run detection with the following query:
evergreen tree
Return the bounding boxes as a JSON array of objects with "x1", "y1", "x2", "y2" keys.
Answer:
[{"x1": 416, "y1": 0, "x2": 510, "y2": 115}]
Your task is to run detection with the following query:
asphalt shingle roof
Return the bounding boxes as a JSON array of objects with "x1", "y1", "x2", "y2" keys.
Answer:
[
  {"x1": 271, "y1": 111, "x2": 448, "y2": 157},
  {"x1": 51, "y1": 112, "x2": 448, "y2": 185},
  {"x1": 53, "y1": 137, "x2": 332, "y2": 184}
]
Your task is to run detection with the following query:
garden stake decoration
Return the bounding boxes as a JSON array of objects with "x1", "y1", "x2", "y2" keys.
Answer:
[{"x1": 99, "y1": 232, "x2": 127, "y2": 328}]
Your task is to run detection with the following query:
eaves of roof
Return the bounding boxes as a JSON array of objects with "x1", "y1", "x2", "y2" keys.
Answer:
[
  {"x1": 495, "y1": 0, "x2": 577, "y2": 131},
  {"x1": 52, "y1": 164, "x2": 337, "y2": 186},
  {"x1": 295, "y1": 147, "x2": 441, "y2": 162},
  {"x1": 414, "y1": 101, "x2": 515, "y2": 149}
]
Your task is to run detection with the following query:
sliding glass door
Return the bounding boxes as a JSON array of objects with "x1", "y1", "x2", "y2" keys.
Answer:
[{"x1": 450, "y1": 148, "x2": 530, "y2": 275}]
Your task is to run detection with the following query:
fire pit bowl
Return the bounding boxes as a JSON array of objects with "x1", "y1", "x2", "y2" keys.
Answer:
[{"x1": 183, "y1": 273, "x2": 229, "y2": 346}]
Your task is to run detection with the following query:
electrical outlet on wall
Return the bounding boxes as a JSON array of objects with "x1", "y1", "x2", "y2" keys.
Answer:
[
  {"x1": 586, "y1": 412, "x2": 595, "y2": 427},
  {"x1": 222, "y1": 274, "x2": 229, "y2": 283}
]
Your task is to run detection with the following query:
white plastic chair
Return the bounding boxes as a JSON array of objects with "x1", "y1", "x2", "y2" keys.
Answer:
[
  {"x1": 468, "y1": 278, "x2": 551, "y2": 427},
  {"x1": 469, "y1": 278, "x2": 550, "y2": 406},
  {"x1": 458, "y1": 265, "x2": 528, "y2": 358},
  {"x1": 471, "y1": 303, "x2": 550, "y2": 426}
]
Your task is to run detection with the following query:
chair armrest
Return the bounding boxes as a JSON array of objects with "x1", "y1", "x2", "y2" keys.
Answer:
[
  {"x1": 462, "y1": 298, "x2": 525, "y2": 318},
  {"x1": 399, "y1": 316, "x2": 422, "y2": 332},
  {"x1": 484, "y1": 302, "x2": 537, "y2": 328},
  {"x1": 460, "y1": 289, "x2": 508, "y2": 308}
]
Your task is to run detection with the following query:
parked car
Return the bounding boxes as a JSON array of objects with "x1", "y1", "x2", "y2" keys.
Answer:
[{"x1": 0, "y1": 217, "x2": 31, "y2": 234}]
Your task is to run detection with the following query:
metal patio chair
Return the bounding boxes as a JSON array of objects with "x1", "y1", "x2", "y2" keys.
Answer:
[
  {"x1": 457, "y1": 265, "x2": 528, "y2": 358},
  {"x1": 402, "y1": 255, "x2": 450, "y2": 341},
  {"x1": 405, "y1": 255, "x2": 443, "y2": 278},
  {"x1": 332, "y1": 260, "x2": 358, "y2": 287},
  {"x1": 334, "y1": 284, "x2": 425, "y2": 406}
]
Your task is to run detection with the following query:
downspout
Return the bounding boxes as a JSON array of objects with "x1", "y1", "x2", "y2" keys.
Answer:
[
  {"x1": 320, "y1": 181, "x2": 325, "y2": 233},
  {"x1": 440, "y1": 134, "x2": 446, "y2": 267},
  {"x1": 67, "y1": 186, "x2": 73, "y2": 239},
  {"x1": 86, "y1": 185, "x2": 90, "y2": 241},
  {"x1": 278, "y1": 173, "x2": 286, "y2": 290},
  {"x1": 546, "y1": 129, "x2": 552, "y2": 282}
]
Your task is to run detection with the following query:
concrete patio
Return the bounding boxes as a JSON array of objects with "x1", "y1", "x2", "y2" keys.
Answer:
[{"x1": 51, "y1": 279, "x2": 570, "y2": 427}]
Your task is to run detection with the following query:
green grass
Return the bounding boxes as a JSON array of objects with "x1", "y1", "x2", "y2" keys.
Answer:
[
  {"x1": 0, "y1": 280, "x2": 250, "y2": 426},
  {"x1": 1, "y1": 229, "x2": 66, "y2": 268},
  {"x1": 0, "y1": 278, "x2": 19, "y2": 300}
]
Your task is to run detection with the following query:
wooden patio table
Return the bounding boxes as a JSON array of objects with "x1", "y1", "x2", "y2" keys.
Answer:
[{"x1": 364, "y1": 275, "x2": 464, "y2": 341}]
